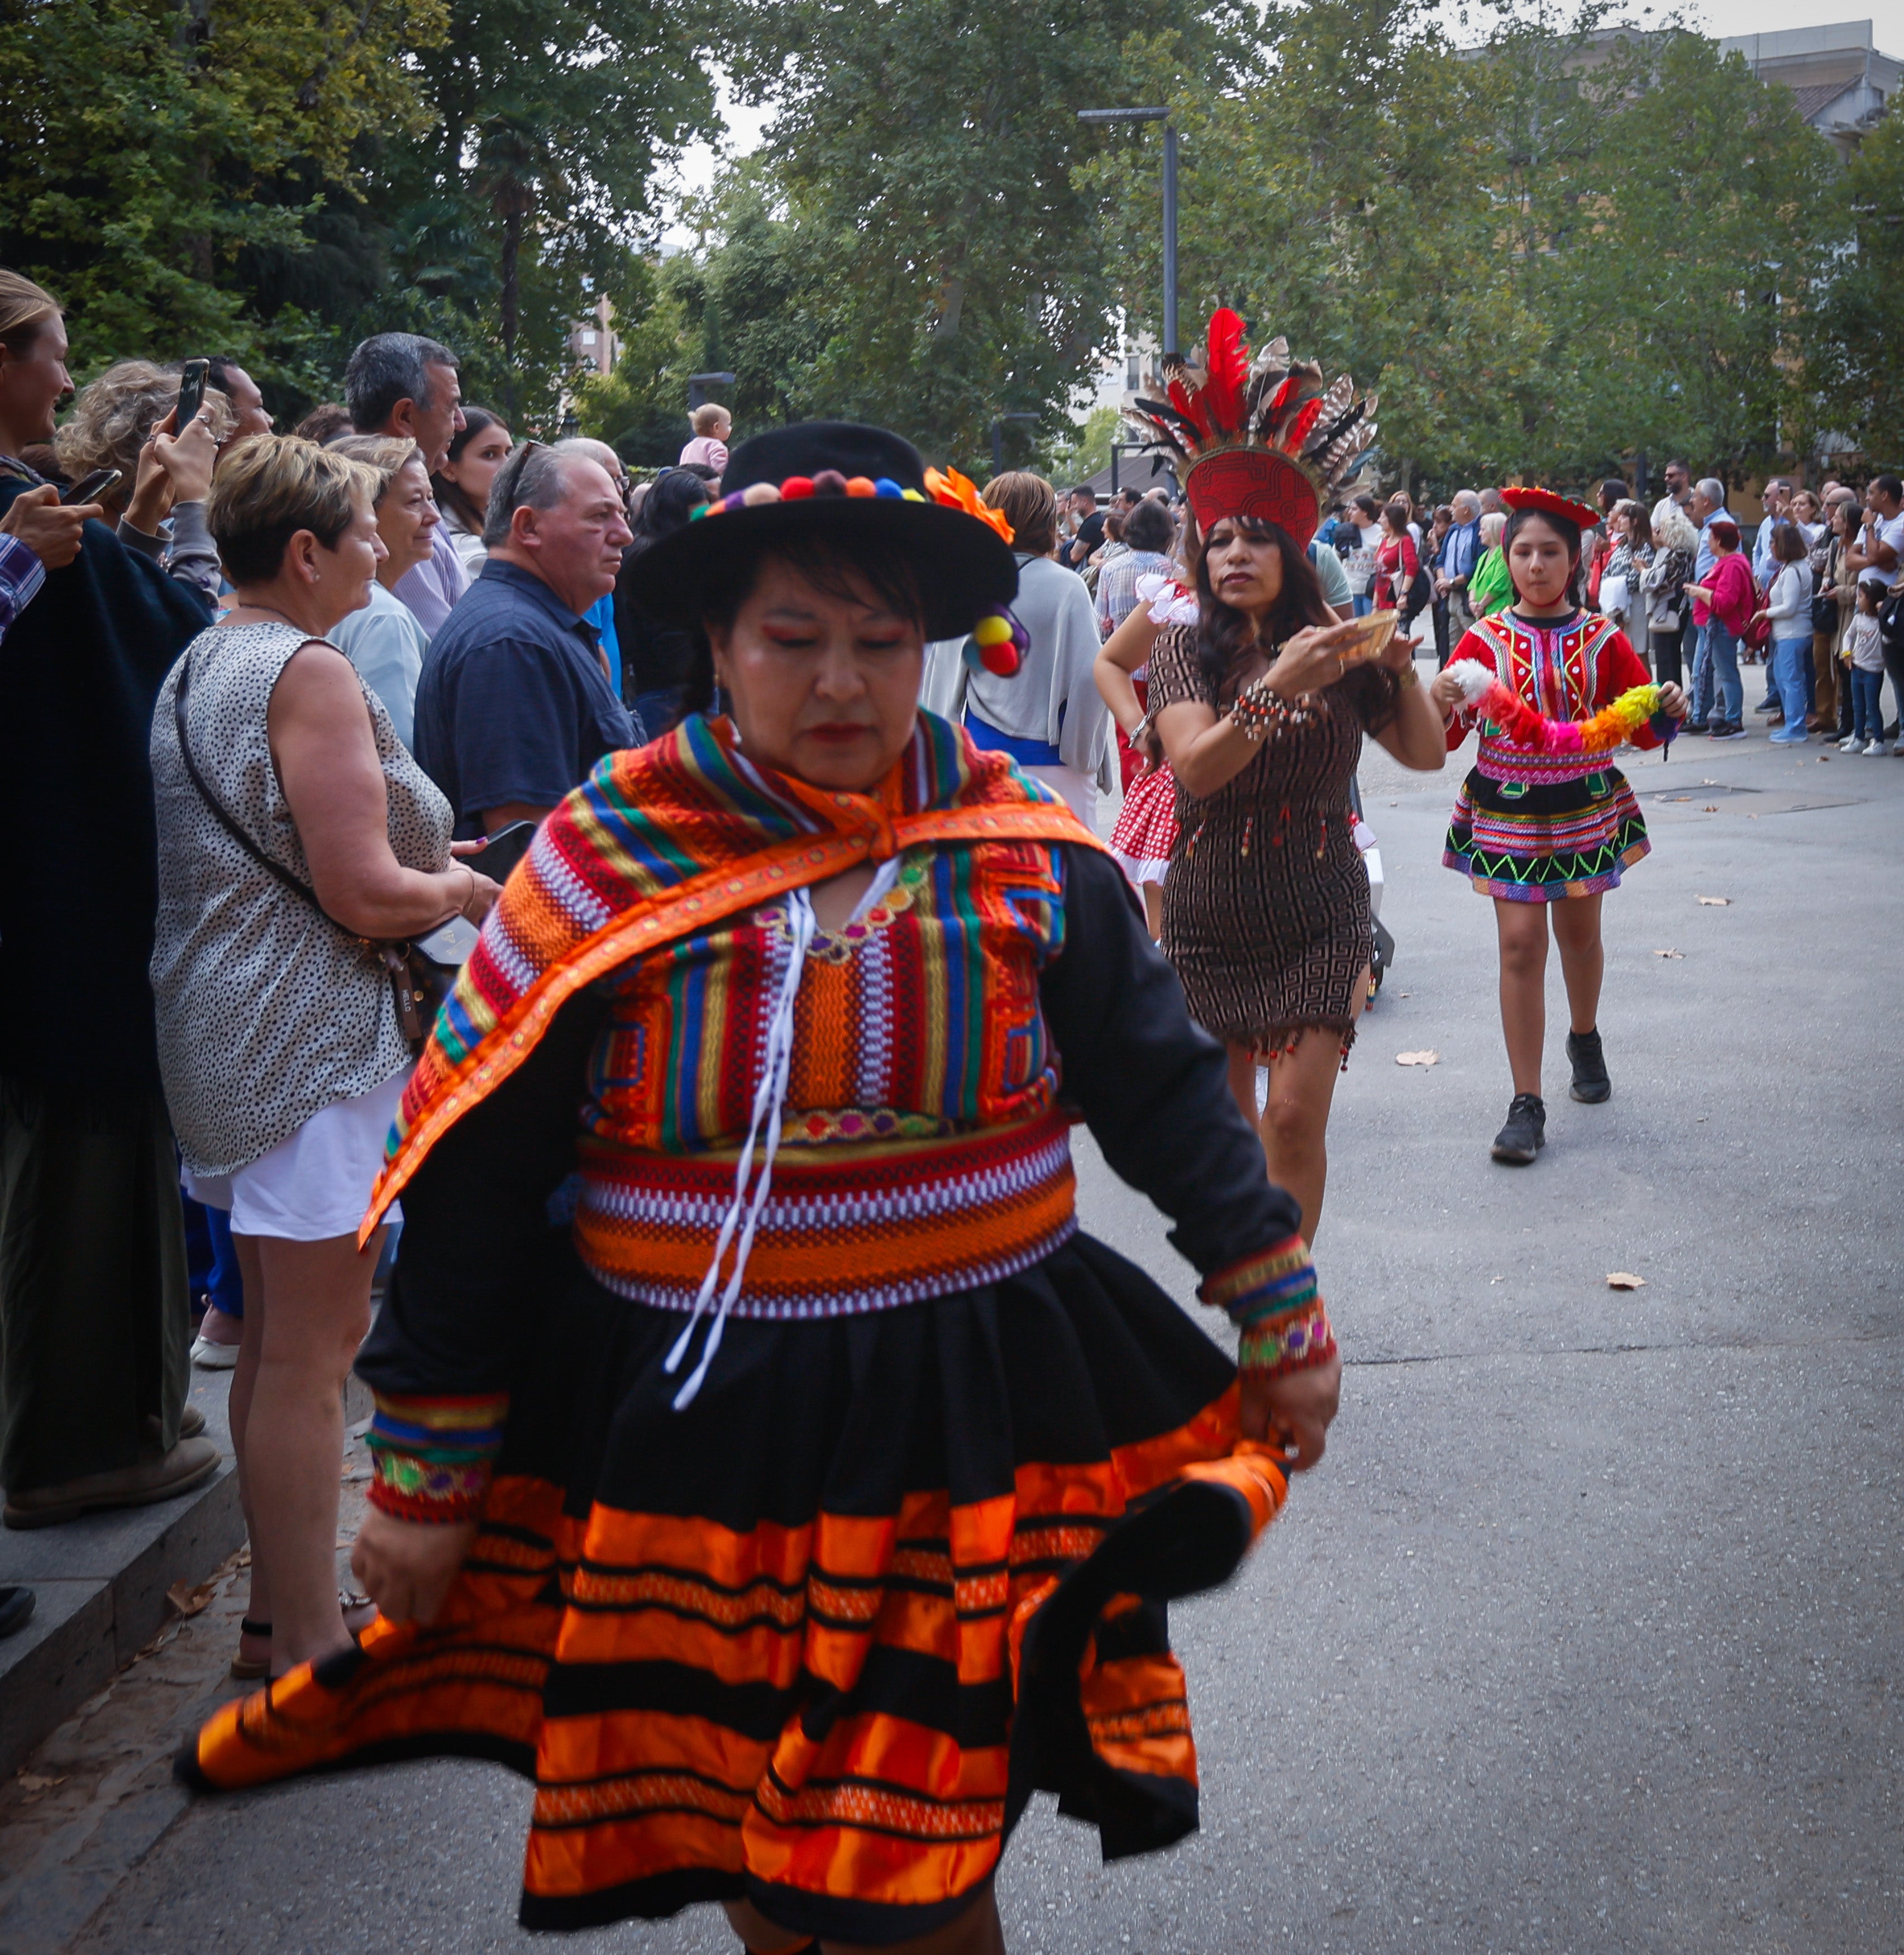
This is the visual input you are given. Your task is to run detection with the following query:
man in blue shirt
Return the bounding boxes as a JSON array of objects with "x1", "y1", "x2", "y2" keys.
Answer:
[
  {"x1": 1437, "y1": 489, "x2": 1483, "y2": 653},
  {"x1": 414, "y1": 444, "x2": 638, "y2": 839}
]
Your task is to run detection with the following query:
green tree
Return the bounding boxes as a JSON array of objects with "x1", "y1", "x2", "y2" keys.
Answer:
[
  {"x1": 0, "y1": 0, "x2": 442, "y2": 366},
  {"x1": 723, "y1": 0, "x2": 1227, "y2": 465},
  {"x1": 1080, "y1": 1, "x2": 1848, "y2": 497},
  {"x1": 1817, "y1": 109, "x2": 1904, "y2": 464}
]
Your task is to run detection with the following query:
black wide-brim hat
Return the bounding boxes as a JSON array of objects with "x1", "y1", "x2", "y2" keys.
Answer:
[{"x1": 621, "y1": 422, "x2": 1020, "y2": 642}]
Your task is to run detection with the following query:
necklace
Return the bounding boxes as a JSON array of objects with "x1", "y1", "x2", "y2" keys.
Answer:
[{"x1": 224, "y1": 603, "x2": 312, "y2": 632}]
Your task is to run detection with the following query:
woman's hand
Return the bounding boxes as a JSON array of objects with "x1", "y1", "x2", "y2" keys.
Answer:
[
  {"x1": 125, "y1": 407, "x2": 219, "y2": 531},
  {"x1": 154, "y1": 407, "x2": 218, "y2": 504},
  {"x1": 1657, "y1": 681, "x2": 1688, "y2": 719},
  {"x1": 1265, "y1": 618, "x2": 1366, "y2": 699},
  {"x1": 1239, "y1": 1352, "x2": 1342, "y2": 1471},
  {"x1": 1376, "y1": 627, "x2": 1418, "y2": 674},
  {"x1": 0, "y1": 483, "x2": 95, "y2": 568},
  {"x1": 1748, "y1": 608, "x2": 1769, "y2": 627},
  {"x1": 350, "y1": 1508, "x2": 479, "y2": 1624}
]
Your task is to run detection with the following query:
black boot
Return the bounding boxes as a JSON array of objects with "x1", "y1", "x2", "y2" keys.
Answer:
[
  {"x1": 1567, "y1": 1027, "x2": 1610, "y2": 1103},
  {"x1": 1491, "y1": 1093, "x2": 1546, "y2": 1164},
  {"x1": 0, "y1": 1585, "x2": 34, "y2": 1638}
]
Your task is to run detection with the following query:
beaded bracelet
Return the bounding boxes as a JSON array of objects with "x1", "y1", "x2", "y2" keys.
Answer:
[
  {"x1": 1228, "y1": 673, "x2": 1317, "y2": 744},
  {"x1": 1237, "y1": 1299, "x2": 1337, "y2": 1380}
]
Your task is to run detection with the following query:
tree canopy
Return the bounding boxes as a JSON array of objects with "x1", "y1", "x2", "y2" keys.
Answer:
[{"x1": 2, "y1": 0, "x2": 1891, "y2": 483}]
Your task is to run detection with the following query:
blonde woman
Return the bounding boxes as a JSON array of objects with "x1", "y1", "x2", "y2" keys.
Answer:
[
  {"x1": 150, "y1": 435, "x2": 498, "y2": 1678},
  {"x1": 327, "y1": 435, "x2": 441, "y2": 747}
]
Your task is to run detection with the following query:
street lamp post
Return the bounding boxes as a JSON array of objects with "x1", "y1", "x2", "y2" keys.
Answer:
[
  {"x1": 990, "y1": 413, "x2": 1040, "y2": 478},
  {"x1": 1077, "y1": 107, "x2": 1177, "y2": 355}
]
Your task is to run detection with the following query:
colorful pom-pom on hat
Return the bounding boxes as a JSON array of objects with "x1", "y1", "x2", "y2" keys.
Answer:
[{"x1": 621, "y1": 422, "x2": 1022, "y2": 642}]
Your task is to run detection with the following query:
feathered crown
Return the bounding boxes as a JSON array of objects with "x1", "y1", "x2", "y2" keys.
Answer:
[{"x1": 1120, "y1": 308, "x2": 1377, "y2": 550}]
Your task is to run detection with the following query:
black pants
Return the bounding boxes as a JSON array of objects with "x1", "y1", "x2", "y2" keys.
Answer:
[
  {"x1": 1651, "y1": 626, "x2": 1685, "y2": 689},
  {"x1": 0, "y1": 1077, "x2": 190, "y2": 1493},
  {"x1": 1431, "y1": 599, "x2": 1451, "y2": 669}
]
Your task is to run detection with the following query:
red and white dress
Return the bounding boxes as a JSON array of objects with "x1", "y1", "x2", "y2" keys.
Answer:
[{"x1": 1110, "y1": 674, "x2": 1179, "y2": 886}]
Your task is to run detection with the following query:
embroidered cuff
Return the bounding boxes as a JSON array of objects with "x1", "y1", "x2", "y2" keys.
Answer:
[
  {"x1": 1237, "y1": 1296, "x2": 1336, "y2": 1381},
  {"x1": 1199, "y1": 1236, "x2": 1316, "y2": 1327},
  {"x1": 366, "y1": 1391, "x2": 508, "y2": 1524}
]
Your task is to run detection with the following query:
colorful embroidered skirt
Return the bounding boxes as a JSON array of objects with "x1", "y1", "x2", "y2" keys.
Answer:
[
  {"x1": 178, "y1": 1236, "x2": 1286, "y2": 1946},
  {"x1": 1110, "y1": 764, "x2": 1179, "y2": 888},
  {"x1": 1443, "y1": 759, "x2": 1649, "y2": 902}
]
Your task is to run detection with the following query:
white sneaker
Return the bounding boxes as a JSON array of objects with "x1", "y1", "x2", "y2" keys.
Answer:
[
  {"x1": 1864, "y1": 740, "x2": 1886, "y2": 755},
  {"x1": 189, "y1": 1331, "x2": 239, "y2": 1370},
  {"x1": 1838, "y1": 735, "x2": 1860, "y2": 751}
]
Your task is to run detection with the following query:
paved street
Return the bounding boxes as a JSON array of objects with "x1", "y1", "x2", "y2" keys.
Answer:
[{"x1": 9, "y1": 693, "x2": 1902, "y2": 1953}]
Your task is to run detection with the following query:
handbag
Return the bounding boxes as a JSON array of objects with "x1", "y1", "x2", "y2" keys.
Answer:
[
  {"x1": 171, "y1": 650, "x2": 459, "y2": 1055},
  {"x1": 1812, "y1": 541, "x2": 1841, "y2": 632},
  {"x1": 1599, "y1": 571, "x2": 1630, "y2": 622}
]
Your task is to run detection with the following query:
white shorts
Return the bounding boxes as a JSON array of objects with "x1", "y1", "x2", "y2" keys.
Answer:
[{"x1": 185, "y1": 1071, "x2": 408, "y2": 1242}]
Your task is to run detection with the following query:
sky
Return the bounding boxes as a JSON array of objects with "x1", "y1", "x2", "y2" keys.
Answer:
[{"x1": 659, "y1": 4, "x2": 1903, "y2": 241}]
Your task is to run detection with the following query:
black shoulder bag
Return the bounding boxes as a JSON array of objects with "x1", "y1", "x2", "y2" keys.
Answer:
[{"x1": 171, "y1": 650, "x2": 462, "y2": 1053}]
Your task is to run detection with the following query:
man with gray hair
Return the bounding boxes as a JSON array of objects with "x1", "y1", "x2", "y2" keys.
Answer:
[
  {"x1": 413, "y1": 441, "x2": 636, "y2": 838},
  {"x1": 1437, "y1": 489, "x2": 1484, "y2": 658},
  {"x1": 346, "y1": 331, "x2": 469, "y2": 635}
]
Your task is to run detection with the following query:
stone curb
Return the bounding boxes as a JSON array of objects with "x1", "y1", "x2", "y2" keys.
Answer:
[{"x1": 0, "y1": 1368, "x2": 372, "y2": 1778}]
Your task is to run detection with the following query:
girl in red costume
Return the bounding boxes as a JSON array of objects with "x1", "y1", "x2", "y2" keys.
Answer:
[{"x1": 1428, "y1": 489, "x2": 1687, "y2": 1164}]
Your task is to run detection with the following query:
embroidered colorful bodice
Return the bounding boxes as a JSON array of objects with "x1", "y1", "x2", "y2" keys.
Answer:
[
  {"x1": 570, "y1": 834, "x2": 1081, "y2": 1323},
  {"x1": 1467, "y1": 609, "x2": 1650, "y2": 784}
]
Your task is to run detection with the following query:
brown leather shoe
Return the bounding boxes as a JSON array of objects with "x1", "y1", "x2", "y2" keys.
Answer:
[
  {"x1": 143, "y1": 1405, "x2": 207, "y2": 1449},
  {"x1": 3, "y1": 1437, "x2": 220, "y2": 1529}
]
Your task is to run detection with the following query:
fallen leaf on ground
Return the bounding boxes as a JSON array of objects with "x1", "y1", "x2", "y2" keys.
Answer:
[
  {"x1": 1606, "y1": 1272, "x2": 1647, "y2": 1290},
  {"x1": 1697, "y1": 895, "x2": 1731, "y2": 906},
  {"x1": 1700, "y1": 804, "x2": 1720, "y2": 812},
  {"x1": 16, "y1": 1773, "x2": 65, "y2": 1792},
  {"x1": 1653, "y1": 948, "x2": 1684, "y2": 959},
  {"x1": 165, "y1": 1577, "x2": 214, "y2": 1618},
  {"x1": 1395, "y1": 1050, "x2": 1439, "y2": 1067},
  {"x1": 1817, "y1": 754, "x2": 1831, "y2": 762}
]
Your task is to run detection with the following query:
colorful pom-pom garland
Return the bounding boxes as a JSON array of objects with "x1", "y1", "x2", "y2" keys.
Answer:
[
  {"x1": 1444, "y1": 658, "x2": 1674, "y2": 754},
  {"x1": 685, "y1": 461, "x2": 1015, "y2": 548}
]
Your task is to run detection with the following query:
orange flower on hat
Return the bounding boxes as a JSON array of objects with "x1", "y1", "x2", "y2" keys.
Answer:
[{"x1": 925, "y1": 465, "x2": 1015, "y2": 546}]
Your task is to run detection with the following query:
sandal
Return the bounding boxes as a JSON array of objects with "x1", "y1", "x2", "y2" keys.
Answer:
[{"x1": 229, "y1": 1592, "x2": 379, "y2": 1680}]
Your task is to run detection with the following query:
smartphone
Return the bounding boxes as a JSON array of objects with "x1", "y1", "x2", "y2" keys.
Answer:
[
  {"x1": 465, "y1": 819, "x2": 537, "y2": 884},
  {"x1": 174, "y1": 357, "x2": 210, "y2": 428},
  {"x1": 411, "y1": 823, "x2": 538, "y2": 967},
  {"x1": 60, "y1": 466, "x2": 121, "y2": 506}
]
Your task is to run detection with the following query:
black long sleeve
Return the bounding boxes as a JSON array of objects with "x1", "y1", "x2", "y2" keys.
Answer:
[
  {"x1": 356, "y1": 985, "x2": 610, "y2": 1400},
  {"x1": 1037, "y1": 843, "x2": 1304, "y2": 1280}
]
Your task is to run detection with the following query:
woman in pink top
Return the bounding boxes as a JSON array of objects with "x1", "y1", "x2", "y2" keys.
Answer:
[{"x1": 1682, "y1": 518, "x2": 1755, "y2": 740}]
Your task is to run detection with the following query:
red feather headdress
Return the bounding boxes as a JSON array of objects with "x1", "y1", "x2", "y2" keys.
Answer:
[{"x1": 1121, "y1": 309, "x2": 1377, "y2": 550}]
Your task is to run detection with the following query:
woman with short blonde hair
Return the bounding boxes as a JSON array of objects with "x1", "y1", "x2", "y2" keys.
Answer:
[
  {"x1": 324, "y1": 435, "x2": 439, "y2": 746},
  {"x1": 150, "y1": 432, "x2": 499, "y2": 1680}
]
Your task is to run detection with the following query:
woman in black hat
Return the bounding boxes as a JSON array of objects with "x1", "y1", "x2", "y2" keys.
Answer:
[{"x1": 182, "y1": 423, "x2": 1341, "y2": 1955}]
